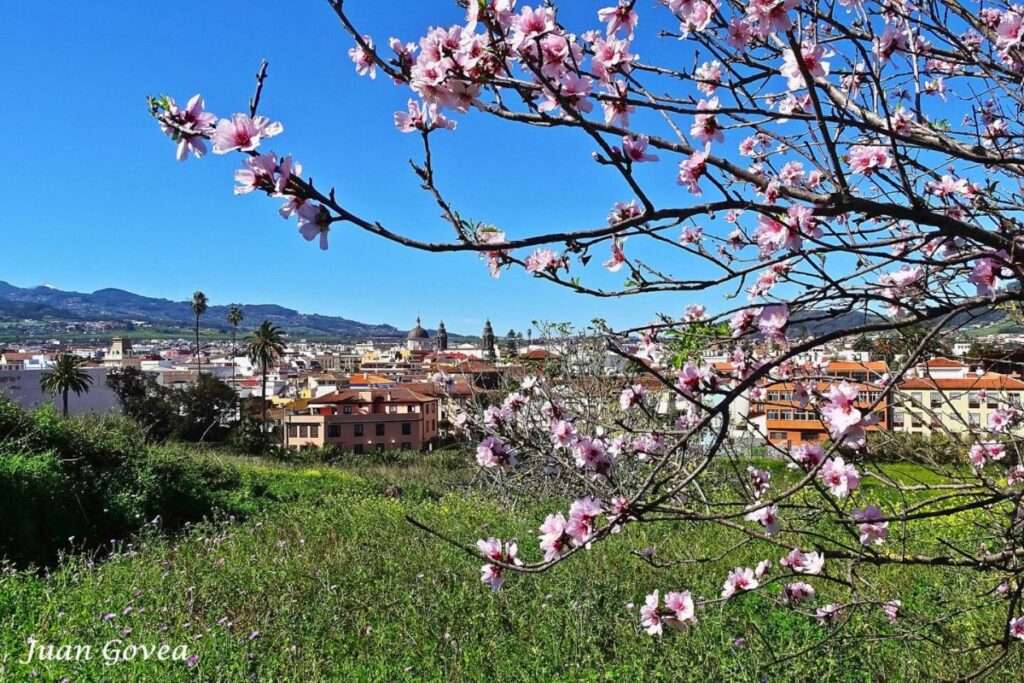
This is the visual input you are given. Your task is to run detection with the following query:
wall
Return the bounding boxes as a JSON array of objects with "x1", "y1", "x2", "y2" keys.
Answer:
[{"x1": 0, "y1": 367, "x2": 121, "y2": 415}]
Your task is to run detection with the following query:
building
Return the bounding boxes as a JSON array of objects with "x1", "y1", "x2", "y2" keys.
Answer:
[
  {"x1": 436, "y1": 321, "x2": 448, "y2": 352},
  {"x1": 750, "y1": 361, "x2": 890, "y2": 448},
  {"x1": 282, "y1": 387, "x2": 439, "y2": 452},
  {"x1": 0, "y1": 367, "x2": 120, "y2": 415},
  {"x1": 894, "y1": 372, "x2": 1024, "y2": 436},
  {"x1": 482, "y1": 320, "x2": 496, "y2": 361},
  {"x1": 406, "y1": 317, "x2": 432, "y2": 352},
  {"x1": 106, "y1": 337, "x2": 134, "y2": 363}
]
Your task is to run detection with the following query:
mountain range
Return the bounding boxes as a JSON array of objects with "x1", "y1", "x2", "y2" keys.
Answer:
[{"x1": 0, "y1": 281, "x2": 406, "y2": 339}]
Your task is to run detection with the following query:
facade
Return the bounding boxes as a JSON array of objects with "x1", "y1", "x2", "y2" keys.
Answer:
[
  {"x1": 750, "y1": 361, "x2": 890, "y2": 448},
  {"x1": 406, "y1": 317, "x2": 432, "y2": 352},
  {"x1": 0, "y1": 367, "x2": 120, "y2": 415},
  {"x1": 894, "y1": 373, "x2": 1024, "y2": 436},
  {"x1": 283, "y1": 387, "x2": 439, "y2": 452}
]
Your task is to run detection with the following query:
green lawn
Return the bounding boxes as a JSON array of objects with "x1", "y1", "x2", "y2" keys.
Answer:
[{"x1": 1, "y1": 455, "x2": 1020, "y2": 681}]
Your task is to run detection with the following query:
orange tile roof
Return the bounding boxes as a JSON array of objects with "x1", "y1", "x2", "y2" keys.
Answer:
[
  {"x1": 923, "y1": 357, "x2": 965, "y2": 368},
  {"x1": 309, "y1": 388, "x2": 436, "y2": 405},
  {"x1": 899, "y1": 373, "x2": 1024, "y2": 390}
]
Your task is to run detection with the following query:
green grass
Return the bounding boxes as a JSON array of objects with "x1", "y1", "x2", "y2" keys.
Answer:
[{"x1": 1, "y1": 456, "x2": 1021, "y2": 681}]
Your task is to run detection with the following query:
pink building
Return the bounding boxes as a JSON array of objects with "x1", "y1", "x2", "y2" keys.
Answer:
[{"x1": 283, "y1": 387, "x2": 439, "y2": 453}]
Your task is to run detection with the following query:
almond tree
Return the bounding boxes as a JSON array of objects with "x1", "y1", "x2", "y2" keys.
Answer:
[{"x1": 150, "y1": 0, "x2": 1024, "y2": 674}]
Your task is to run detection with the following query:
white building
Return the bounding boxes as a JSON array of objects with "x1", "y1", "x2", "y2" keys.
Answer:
[{"x1": 0, "y1": 367, "x2": 120, "y2": 415}]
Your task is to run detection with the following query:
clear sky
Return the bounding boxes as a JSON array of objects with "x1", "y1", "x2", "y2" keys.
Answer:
[{"x1": 3, "y1": 1, "x2": 721, "y2": 336}]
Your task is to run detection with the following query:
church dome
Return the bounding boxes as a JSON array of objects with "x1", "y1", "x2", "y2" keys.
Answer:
[{"x1": 407, "y1": 317, "x2": 430, "y2": 340}]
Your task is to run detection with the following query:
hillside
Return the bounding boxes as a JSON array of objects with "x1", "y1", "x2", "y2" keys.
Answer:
[{"x1": 0, "y1": 281, "x2": 404, "y2": 338}]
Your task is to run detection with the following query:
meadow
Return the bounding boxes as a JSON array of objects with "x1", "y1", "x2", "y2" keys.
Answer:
[{"x1": 2, "y1": 448, "x2": 1022, "y2": 682}]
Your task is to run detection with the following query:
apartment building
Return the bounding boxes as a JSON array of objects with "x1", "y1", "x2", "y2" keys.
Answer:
[
  {"x1": 894, "y1": 372, "x2": 1024, "y2": 435},
  {"x1": 283, "y1": 387, "x2": 439, "y2": 452},
  {"x1": 750, "y1": 361, "x2": 890, "y2": 448}
]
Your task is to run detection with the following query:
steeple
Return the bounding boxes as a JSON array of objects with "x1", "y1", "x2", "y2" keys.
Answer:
[
  {"x1": 436, "y1": 320, "x2": 448, "y2": 351},
  {"x1": 482, "y1": 320, "x2": 496, "y2": 360}
]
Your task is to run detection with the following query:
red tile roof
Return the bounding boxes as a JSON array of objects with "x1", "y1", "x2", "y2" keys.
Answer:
[{"x1": 899, "y1": 373, "x2": 1024, "y2": 391}]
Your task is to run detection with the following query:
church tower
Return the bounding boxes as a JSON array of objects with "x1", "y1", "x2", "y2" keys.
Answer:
[
  {"x1": 436, "y1": 321, "x2": 448, "y2": 351},
  {"x1": 482, "y1": 320, "x2": 496, "y2": 360}
]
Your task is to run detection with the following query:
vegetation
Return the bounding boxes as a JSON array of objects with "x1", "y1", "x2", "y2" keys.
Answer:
[
  {"x1": 39, "y1": 353, "x2": 93, "y2": 417},
  {"x1": 1, "y1": 451, "x2": 1021, "y2": 681},
  {"x1": 190, "y1": 290, "x2": 208, "y2": 375},
  {"x1": 246, "y1": 321, "x2": 286, "y2": 451}
]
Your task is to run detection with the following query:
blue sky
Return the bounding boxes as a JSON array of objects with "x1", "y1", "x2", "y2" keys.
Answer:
[{"x1": 4, "y1": 1, "x2": 723, "y2": 336}]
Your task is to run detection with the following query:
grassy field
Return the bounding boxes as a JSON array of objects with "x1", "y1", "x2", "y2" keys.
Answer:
[{"x1": 1, "y1": 453, "x2": 1021, "y2": 681}]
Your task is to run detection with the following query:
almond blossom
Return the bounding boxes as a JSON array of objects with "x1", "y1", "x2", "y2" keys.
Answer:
[
  {"x1": 598, "y1": 1, "x2": 639, "y2": 39},
  {"x1": 781, "y1": 42, "x2": 831, "y2": 91},
  {"x1": 477, "y1": 538, "x2": 521, "y2": 591},
  {"x1": 818, "y1": 456, "x2": 861, "y2": 498},
  {"x1": 745, "y1": 504, "x2": 781, "y2": 535},
  {"x1": 348, "y1": 35, "x2": 377, "y2": 79},
  {"x1": 780, "y1": 548, "x2": 825, "y2": 575},
  {"x1": 852, "y1": 505, "x2": 889, "y2": 545},
  {"x1": 721, "y1": 567, "x2": 760, "y2": 598}
]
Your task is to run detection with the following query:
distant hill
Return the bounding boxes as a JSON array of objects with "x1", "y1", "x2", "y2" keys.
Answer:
[{"x1": 0, "y1": 281, "x2": 405, "y2": 338}]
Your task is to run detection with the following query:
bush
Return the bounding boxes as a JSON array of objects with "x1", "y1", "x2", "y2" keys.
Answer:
[
  {"x1": 134, "y1": 447, "x2": 242, "y2": 529},
  {"x1": 865, "y1": 431, "x2": 966, "y2": 465}
]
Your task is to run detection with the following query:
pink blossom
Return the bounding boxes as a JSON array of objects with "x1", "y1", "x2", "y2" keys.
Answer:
[
  {"x1": 604, "y1": 236, "x2": 628, "y2": 272},
  {"x1": 664, "y1": 590, "x2": 697, "y2": 627},
  {"x1": 748, "y1": 466, "x2": 772, "y2": 498},
  {"x1": 781, "y1": 42, "x2": 831, "y2": 91},
  {"x1": 926, "y1": 175, "x2": 969, "y2": 198},
  {"x1": 477, "y1": 538, "x2": 521, "y2": 591},
  {"x1": 745, "y1": 504, "x2": 781, "y2": 536},
  {"x1": 721, "y1": 567, "x2": 760, "y2": 598},
  {"x1": 789, "y1": 443, "x2": 825, "y2": 471},
  {"x1": 782, "y1": 582, "x2": 816, "y2": 605},
  {"x1": 538, "y1": 513, "x2": 570, "y2": 561},
  {"x1": 997, "y1": 10, "x2": 1024, "y2": 50},
  {"x1": 297, "y1": 203, "x2": 330, "y2": 251},
  {"x1": 573, "y1": 437, "x2": 612, "y2": 473},
  {"x1": 550, "y1": 419, "x2": 577, "y2": 447},
  {"x1": 566, "y1": 496, "x2": 604, "y2": 545},
  {"x1": 590, "y1": 36, "x2": 636, "y2": 83},
  {"x1": 608, "y1": 200, "x2": 642, "y2": 225},
  {"x1": 694, "y1": 60, "x2": 722, "y2": 95},
  {"x1": 989, "y1": 408, "x2": 1016, "y2": 432},
  {"x1": 668, "y1": 0, "x2": 718, "y2": 36},
  {"x1": 684, "y1": 304, "x2": 707, "y2": 322},
  {"x1": 816, "y1": 604, "x2": 842, "y2": 624},
  {"x1": 233, "y1": 153, "x2": 278, "y2": 196},
  {"x1": 601, "y1": 79, "x2": 635, "y2": 126},
  {"x1": 847, "y1": 145, "x2": 892, "y2": 175},
  {"x1": 969, "y1": 441, "x2": 1006, "y2": 468},
  {"x1": 511, "y1": 6, "x2": 556, "y2": 49},
  {"x1": 745, "y1": 0, "x2": 797, "y2": 37},
  {"x1": 349, "y1": 36, "x2": 377, "y2": 79},
  {"x1": 970, "y1": 257, "x2": 1004, "y2": 297},
  {"x1": 691, "y1": 98, "x2": 724, "y2": 145},
  {"x1": 539, "y1": 72, "x2": 594, "y2": 114},
  {"x1": 677, "y1": 151, "x2": 708, "y2": 195},
  {"x1": 640, "y1": 590, "x2": 664, "y2": 635},
  {"x1": 726, "y1": 17, "x2": 754, "y2": 49},
  {"x1": 621, "y1": 135, "x2": 659, "y2": 163},
  {"x1": 160, "y1": 94, "x2": 217, "y2": 161},
  {"x1": 598, "y1": 1, "x2": 639, "y2": 38},
  {"x1": 680, "y1": 227, "x2": 703, "y2": 244},
  {"x1": 821, "y1": 383, "x2": 864, "y2": 445},
  {"x1": 620, "y1": 384, "x2": 646, "y2": 410},
  {"x1": 1008, "y1": 465, "x2": 1024, "y2": 486},
  {"x1": 780, "y1": 548, "x2": 825, "y2": 575},
  {"x1": 212, "y1": 114, "x2": 283, "y2": 154},
  {"x1": 778, "y1": 161, "x2": 805, "y2": 186},
  {"x1": 1010, "y1": 616, "x2": 1024, "y2": 640},
  {"x1": 730, "y1": 308, "x2": 758, "y2": 338},
  {"x1": 476, "y1": 436, "x2": 517, "y2": 468},
  {"x1": 525, "y1": 248, "x2": 565, "y2": 274},
  {"x1": 882, "y1": 600, "x2": 902, "y2": 623},
  {"x1": 852, "y1": 505, "x2": 889, "y2": 545},
  {"x1": 818, "y1": 456, "x2": 861, "y2": 498},
  {"x1": 757, "y1": 304, "x2": 789, "y2": 341},
  {"x1": 874, "y1": 24, "x2": 908, "y2": 63}
]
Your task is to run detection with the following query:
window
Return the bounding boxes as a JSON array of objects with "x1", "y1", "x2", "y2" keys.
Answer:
[
  {"x1": 910, "y1": 413, "x2": 922, "y2": 428},
  {"x1": 343, "y1": 405, "x2": 352, "y2": 415},
  {"x1": 310, "y1": 425, "x2": 319, "y2": 439},
  {"x1": 375, "y1": 423, "x2": 385, "y2": 436},
  {"x1": 987, "y1": 392, "x2": 999, "y2": 409},
  {"x1": 408, "y1": 405, "x2": 419, "y2": 413},
  {"x1": 800, "y1": 431, "x2": 819, "y2": 442},
  {"x1": 401, "y1": 422, "x2": 411, "y2": 435},
  {"x1": 1010, "y1": 393, "x2": 1021, "y2": 406},
  {"x1": 299, "y1": 424, "x2": 309, "y2": 438},
  {"x1": 288, "y1": 424, "x2": 298, "y2": 438},
  {"x1": 354, "y1": 444, "x2": 364, "y2": 455},
  {"x1": 354, "y1": 424, "x2": 364, "y2": 436},
  {"x1": 892, "y1": 409, "x2": 905, "y2": 428},
  {"x1": 401, "y1": 442, "x2": 411, "y2": 449},
  {"x1": 930, "y1": 392, "x2": 942, "y2": 409},
  {"x1": 327, "y1": 424, "x2": 341, "y2": 438},
  {"x1": 969, "y1": 412, "x2": 981, "y2": 427},
  {"x1": 389, "y1": 405, "x2": 398, "y2": 414},
  {"x1": 768, "y1": 431, "x2": 788, "y2": 441},
  {"x1": 911, "y1": 392, "x2": 923, "y2": 405},
  {"x1": 969, "y1": 392, "x2": 980, "y2": 409}
]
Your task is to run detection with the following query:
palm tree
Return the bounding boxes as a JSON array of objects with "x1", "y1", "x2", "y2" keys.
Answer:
[
  {"x1": 191, "y1": 290, "x2": 209, "y2": 376},
  {"x1": 226, "y1": 304, "x2": 244, "y2": 387},
  {"x1": 40, "y1": 354, "x2": 93, "y2": 417},
  {"x1": 246, "y1": 321, "x2": 286, "y2": 450}
]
